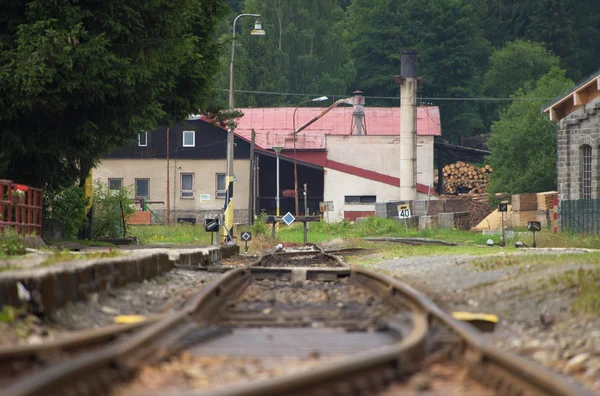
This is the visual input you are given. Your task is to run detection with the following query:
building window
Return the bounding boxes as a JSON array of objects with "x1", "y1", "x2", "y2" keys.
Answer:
[
  {"x1": 108, "y1": 178, "x2": 122, "y2": 191},
  {"x1": 344, "y1": 195, "x2": 377, "y2": 204},
  {"x1": 138, "y1": 131, "x2": 147, "y2": 147},
  {"x1": 181, "y1": 173, "x2": 194, "y2": 198},
  {"x1": 183, "y1": 130, "x2": 195, "y2": 147},
  {"x1": 135, "y1": 178, "x2": 149, "y2": 198},
  {"x1": 216, "y1": 173, "x2": 227, "y2": 199},
  {"x1": 581, "y1": 144, "x2": 592, "y2": 199}
]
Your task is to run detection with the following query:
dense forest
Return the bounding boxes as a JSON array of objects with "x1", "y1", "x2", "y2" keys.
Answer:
[{"x1": 215, "y1": 0, "x2": 600, "y2": 145}]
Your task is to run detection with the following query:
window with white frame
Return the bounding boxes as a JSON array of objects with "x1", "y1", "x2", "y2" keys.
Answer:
[
  {"x1": 135, "y1": 178, "x2": 150, "y2": 198},
  {"x1": 216, "y1": 173, "x2": 226, "y2": 199},
  {"x1": 581, "y1": 144, "x2": 592, "y2": 199},
  {"x1": 108, "y1": 178, "x2": 123, "y2": 190},
  {"x1": 138, "y1": 131, "x2": 148, "y2": 147},
  {"x1": 183, "y1": 130, "x2": 195, "y2": 147},
  {"x1": 181, "y1": 173, "x2": 195, "y2": 198}
]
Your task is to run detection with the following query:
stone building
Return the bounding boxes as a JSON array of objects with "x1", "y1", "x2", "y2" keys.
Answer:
[{"x1": 543, "y1": 68, "x2": 600, "y2": 232}]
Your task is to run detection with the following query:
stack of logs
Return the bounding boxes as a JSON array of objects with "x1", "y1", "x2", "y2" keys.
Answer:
[{"x1": 441, "y1": 162, "x2": 493, "y2": 194}]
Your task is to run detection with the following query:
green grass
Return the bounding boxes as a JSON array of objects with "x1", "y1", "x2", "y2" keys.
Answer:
[
  {"x1": 130, "y1": 224, "x2": 212, "y2": 245},
  {"x1": 126, "y1": 217, "x2": 600, "y2": 251},
  {"x1": 472, "y1": 251, "x2": 600, "y2": 270},
  {"x1": 277, "y1": 217, "x2": 502, "y2": 245},
  {"x1": 550, "y1": 268, "x2": 600, "y2": 314},
  {"x1": 38, "y1": 249, "x2": 121, "y2": 267}
]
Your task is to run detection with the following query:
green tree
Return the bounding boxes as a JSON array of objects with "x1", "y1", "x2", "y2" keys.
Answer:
[
  {"x1": 92, "y1": 181, "x2": 135, "y2": 239},
  {"x1": 44, "y1": 186, "x2": 89, "y2": 239},
  {"x1": 346, "y1": 0, "x2": 491, "y2": 141},
  {"x1": 482, "y1": 40, "x2": 560, "y2": 127},
  {"x1": 0, "y1": 0, "x2": 228, "y2": 190},
  {"x1": 214, "y1": 0, "x2": 355, "y2": 107},
  {"x1": 486, "y1": 67, "x2": 572, "y2": 196}
]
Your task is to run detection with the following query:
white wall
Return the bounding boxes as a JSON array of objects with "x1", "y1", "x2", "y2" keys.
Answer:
[
  {"x1": 326, "y1": 135, "x2": 434, "y2": 187},
  {"x1": 323, "y1": 168, "x2": 429, "y2": 222}
]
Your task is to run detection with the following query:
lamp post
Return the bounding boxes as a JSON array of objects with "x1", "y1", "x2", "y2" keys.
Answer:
[
  {"x1": 272, "y1": 146, "x2": 284, "y2": 217},
  {"x1": 292, "y1": 96, "x2": 328, "y2": 216},
  {"x1": 223, "y1": 14, "x2": 265, "y2": 243}
]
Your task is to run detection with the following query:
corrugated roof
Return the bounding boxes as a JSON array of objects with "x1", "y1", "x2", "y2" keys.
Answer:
[{"x1": 233, "y1": 106, "x2": 441, "y2": 150}]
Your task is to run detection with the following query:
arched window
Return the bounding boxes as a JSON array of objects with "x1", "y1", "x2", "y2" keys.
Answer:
[{"x1": 580, "y1": 144, "x2": 592, "y2": 199}]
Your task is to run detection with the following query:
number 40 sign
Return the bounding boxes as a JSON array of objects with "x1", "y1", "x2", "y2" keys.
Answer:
[{"x1": 397, "y1": 204, "x2": 411, "y2": 219}]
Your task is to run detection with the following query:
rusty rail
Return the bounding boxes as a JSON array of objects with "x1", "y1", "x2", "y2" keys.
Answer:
[{"x1": 1, "y1": 251, "x2": 591, "y2": 396}]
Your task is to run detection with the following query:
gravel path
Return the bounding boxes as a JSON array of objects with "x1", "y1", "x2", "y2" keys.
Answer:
[
  {"x1": 0, "y1": 269, "x2": 219, "y2": 347},
  {"x1": 368, "y1": 250, "x2": 600, "y2": 392}
]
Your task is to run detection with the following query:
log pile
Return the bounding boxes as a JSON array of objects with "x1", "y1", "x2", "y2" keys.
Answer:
[{"x1": 441, "y1": 162, "x2": 493, "y2": 194}]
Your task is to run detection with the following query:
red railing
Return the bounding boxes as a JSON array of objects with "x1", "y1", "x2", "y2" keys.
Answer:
[{"x1": 0, "y1": 180, "x2": 43, "y2": 236}]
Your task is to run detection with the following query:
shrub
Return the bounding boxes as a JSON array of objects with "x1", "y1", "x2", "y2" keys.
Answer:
[
  {"x1": 0, "y1": 229, "x2": 27, "y2": 256},
  {"x1": 92, "y1": 181, "x2": 135, "y2": 238},
  {"x1": 252, "y1": 210, "x2": 269, "y2": 235},
  {"x1": 43, "y1": 186, "x2": 89, "y2": 239}
]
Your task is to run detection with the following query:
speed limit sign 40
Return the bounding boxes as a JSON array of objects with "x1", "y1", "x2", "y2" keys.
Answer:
[{"x1": 397, "y1": 204, "x2": 411, "y2": 219}]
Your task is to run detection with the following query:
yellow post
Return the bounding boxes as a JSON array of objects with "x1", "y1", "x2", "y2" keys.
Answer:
[
  {"x1": 221, "y1": 174, "x2": 235, "y2": 242},
  {"x1": 84, "y1": 171, "x2": 93, "y2": 210}
]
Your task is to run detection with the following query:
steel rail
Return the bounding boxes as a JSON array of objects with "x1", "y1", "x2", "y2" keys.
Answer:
[{"x1": 2, "y1": 251, "x2": 591, "y2": 396}]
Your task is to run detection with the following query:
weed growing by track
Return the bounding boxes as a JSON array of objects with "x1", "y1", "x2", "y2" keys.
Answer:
[
  {"x1": 550, "y1": 268, "x2": 600, "y2": 314},
  {"x1": 471, "y1": 252, "x2": 600, "y2": 270},
  {"x1": 130, "y1": 224, "x2": 211, "y2": 245}
]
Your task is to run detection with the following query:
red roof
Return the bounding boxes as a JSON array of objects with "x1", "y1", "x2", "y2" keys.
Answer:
[{"x1": 233, "y1": 106, "x2": 441, "y2": 150}]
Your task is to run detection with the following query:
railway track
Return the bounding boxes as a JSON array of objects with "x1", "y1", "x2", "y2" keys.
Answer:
[{"x1": 0, "y1": 248, "x2": 591, "y2": 396}]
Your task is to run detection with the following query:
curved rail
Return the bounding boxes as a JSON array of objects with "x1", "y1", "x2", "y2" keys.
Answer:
[{"x1": 1, "y1": 251, "x2": 591, "y2": 396}]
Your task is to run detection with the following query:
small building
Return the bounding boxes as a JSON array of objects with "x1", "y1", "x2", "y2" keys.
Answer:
[
  {"x1": 95, "y1": 103, "x2": 441, "y2": 224},
  {"x1": 543, "y1": 68, "x2": 600, "y2": 232},
  {"x1": 235, "y1": 105, "x2": 441, "y2": 222}
]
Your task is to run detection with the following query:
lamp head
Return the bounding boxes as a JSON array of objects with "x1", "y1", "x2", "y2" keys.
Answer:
[{"x1": 251, "y1": 18, "x2": 266, "y2": 36}]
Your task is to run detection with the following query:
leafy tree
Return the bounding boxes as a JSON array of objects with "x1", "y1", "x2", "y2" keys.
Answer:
[
  {"x1": 346, "y1": 0, "x2": 491, "y2": 141},
  {"x1": 0, "y1": 0, "x2": 228, "y2": 190},
  {"x1": 486, "y1": 67, "x2": 572, "y2": 196},
  {"x1": 482, "y1": 40, "x2": 560, "y2": 127},
  {"x1": 214, "y1": 0, "x2": 355, "y2": 107}
]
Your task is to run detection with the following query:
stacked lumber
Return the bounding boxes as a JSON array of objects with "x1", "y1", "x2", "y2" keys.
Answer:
[
  {"x1": 537, "y1": 191, "x2": 558, "y2": 210},
  {"x1": 511, "y1": 193, "x2": 537, "y2": 211},
  {"x1": 442, "y1": 162, "x2": 493, "y2": 194}
]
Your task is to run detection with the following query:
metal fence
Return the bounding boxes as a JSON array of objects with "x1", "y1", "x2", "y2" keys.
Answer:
[{"x1": 559, "y1": 199, "x2": 600, "y2": 234}]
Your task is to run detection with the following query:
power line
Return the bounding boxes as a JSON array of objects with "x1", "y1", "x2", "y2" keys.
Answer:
[{"x1": 219, "y1": 88, "x2": 554, "y2": 102}]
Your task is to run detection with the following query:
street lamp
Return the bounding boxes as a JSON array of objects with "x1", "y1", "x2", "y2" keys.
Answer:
[
  {"x1": 272, "y1": 146, "x2": 284, "y2": 217},
  {"x1": 292, "y1": 96, "x2": 328, "y2": 215},
  {"x1": 223, "y1": 13, "x2": 265, "y2": 243}
]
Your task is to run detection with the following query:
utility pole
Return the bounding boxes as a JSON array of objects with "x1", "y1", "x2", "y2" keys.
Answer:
[{"x1": 248, "y1": 129, "x2": 255, "y2": 225}]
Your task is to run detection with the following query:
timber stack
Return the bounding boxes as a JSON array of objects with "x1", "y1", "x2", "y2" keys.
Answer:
[{"x1": 441, "y1": 161, "x2": 493, "y2": 194}]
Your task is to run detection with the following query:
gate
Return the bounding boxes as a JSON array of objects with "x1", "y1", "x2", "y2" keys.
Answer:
[
  {"x1": 559, "y1": 199, "x2": 600, "y2": 234},
  {"x1": 0, "y1": 180, "x2": 44, "y2": 236}
]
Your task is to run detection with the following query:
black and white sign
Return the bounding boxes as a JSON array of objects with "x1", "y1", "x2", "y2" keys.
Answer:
[
  {"x1": 282, "y1": 212, "x2": 296, "y2": 226},
  {"x1": 204, "y1": 218, "x2": 220, "y2": 232},
  {"x1": 527, "y1": 221, "x2": 541, "y2": 232},
  {"x1": 498, "y1": 203, "x2": 508, "y2": 212},
  {"x1": 241, "y1": 231, "x2": 252, "y2": 241},
  {"x1": 397, "y1": 204, "x2": 411, "y2": 219}
]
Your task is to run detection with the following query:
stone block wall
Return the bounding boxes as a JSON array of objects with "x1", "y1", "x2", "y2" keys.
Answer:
[{"x1": 557, "y1": 97, "x2": 600, "y2": 201}]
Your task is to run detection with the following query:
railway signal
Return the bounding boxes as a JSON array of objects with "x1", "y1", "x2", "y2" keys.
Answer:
[
  {"x1": 528, "y1": 221, "x2": 541, "y2": 247},
  {"x1": 241, "y1": 231, "x2": 252, "y2": 252}
]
